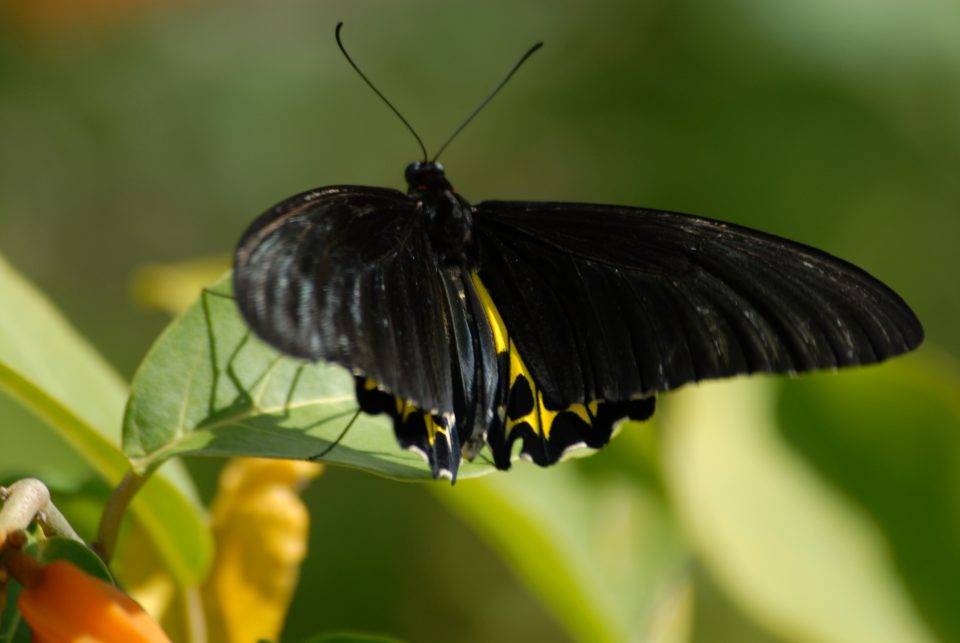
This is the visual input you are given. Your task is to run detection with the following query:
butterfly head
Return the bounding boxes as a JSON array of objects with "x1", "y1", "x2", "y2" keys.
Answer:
[{"x1": 405, "y1": 161, "x2": 452, "y2": 195}]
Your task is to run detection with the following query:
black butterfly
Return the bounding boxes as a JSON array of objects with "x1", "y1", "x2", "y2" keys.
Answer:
[{"x1": 232, "y1": 26, "x2": 923, "y2": 481}]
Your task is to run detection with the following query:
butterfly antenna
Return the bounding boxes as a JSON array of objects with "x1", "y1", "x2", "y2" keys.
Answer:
[
  {"x1": 431, "y1": 41, "x2": 543, "y2": 163},
  {"x1": 336, "y1": 22, "x2": 429, "y2": 162}
]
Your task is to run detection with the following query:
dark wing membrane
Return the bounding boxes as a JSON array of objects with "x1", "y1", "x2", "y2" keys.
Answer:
[
  {"x1": 474, "y1": 200, "x2": 924, "y2": 407},
  {"x1": 234, "y1": 186, "x2": 455, "y2": 414}
]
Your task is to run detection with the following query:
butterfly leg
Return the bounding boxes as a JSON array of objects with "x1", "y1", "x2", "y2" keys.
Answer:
[{"x1": 308, "y1": 408, "x2": 362, "y2": 461}]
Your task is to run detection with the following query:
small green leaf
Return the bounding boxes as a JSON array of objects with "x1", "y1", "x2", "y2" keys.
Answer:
[
  {"x1": 32, "y1": 537, "x2": 114, "y2": 583},
  {"x1": 123, "y1": 273, "x2": 494, "y2": 480},
  {"x1": 662, "y1": 376, "x2": 939, "y2": 643},
  {"x1": 0, "y1": 255, "x2": 210, "y2": 585}
]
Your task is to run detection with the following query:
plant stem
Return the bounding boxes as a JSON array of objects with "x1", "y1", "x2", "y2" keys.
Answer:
[
  {"x1": 0, "y1": 479, "x2": 82, "y2": 548},
  {"x1": 95, "y1": 470, "x2": 148, "y2": 563}
]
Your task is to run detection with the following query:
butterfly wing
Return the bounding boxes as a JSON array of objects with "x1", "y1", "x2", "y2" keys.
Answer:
[
  {"x1": 474, "y1": 199, "x2": 923, "y2": 409},
  {"x1": 233, "y1": 185, "x2": 455, "y2": 423}
]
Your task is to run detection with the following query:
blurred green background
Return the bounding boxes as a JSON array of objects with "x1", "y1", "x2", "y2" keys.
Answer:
[{"x1": 1, "y1": 0, "x2": 958, "y2": 641}]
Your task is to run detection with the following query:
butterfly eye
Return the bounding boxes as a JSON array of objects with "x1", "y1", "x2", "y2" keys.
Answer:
[{"x1": 404, "y1": 161, "x2": 424, "y2": 186}]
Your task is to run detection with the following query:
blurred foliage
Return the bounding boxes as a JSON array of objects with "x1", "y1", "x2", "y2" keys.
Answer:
[
  {"x1": 0, "y1": 0, "x2": 958, "y2": 642},
  {"x1": 0, "y1": 255, "x2": 210, "y2": 587}
]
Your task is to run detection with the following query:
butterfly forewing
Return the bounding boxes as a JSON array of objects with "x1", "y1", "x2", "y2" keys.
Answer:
[
  {"x1": 234, "y1": 186, "x2": 456, "y2": 415},
  {"x1": 473, "y1": 200, "x2": 924, "y2": 407}
]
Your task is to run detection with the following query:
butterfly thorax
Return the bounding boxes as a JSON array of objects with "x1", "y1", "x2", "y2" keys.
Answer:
[{"x1": 406, "y1": 161, "x2": 476, "y2": 266}]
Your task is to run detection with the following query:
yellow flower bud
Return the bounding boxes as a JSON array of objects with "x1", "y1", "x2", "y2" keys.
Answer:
[{"x1": 203, "y1": 458, "x2": 323, "y2": 643}]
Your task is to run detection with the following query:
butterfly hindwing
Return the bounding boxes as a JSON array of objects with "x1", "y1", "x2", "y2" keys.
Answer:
[
  {"x1": 354, "y1": 377, "x2": 461, "y2": 479},
  {"x1": 470, "y1": 272, "x2": 657, "y2": 468},
  {"x1": 473, "y1": 200, "x2": 924, "y2": 409}
]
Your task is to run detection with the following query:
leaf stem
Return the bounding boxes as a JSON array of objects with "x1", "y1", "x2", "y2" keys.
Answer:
[{"x1": 95, "y1": 470, "x2": 149, "y2": 563}]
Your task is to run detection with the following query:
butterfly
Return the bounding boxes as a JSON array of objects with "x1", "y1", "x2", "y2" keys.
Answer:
[{"x1": 232, "y1": 25, "x2": 924, "y2": 481}]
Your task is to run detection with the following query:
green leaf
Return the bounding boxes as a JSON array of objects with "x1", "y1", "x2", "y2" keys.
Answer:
[
  {"x1": 0, "y1": 253, "x2": 126, "y2": 444},
  {"x1": 688, "y1": 567, "x2": 783, "y2": 643},
  {"x1": 434, "y1": 433, "x2": 689, "y2": 643},
  {"x1": 662, "y1": 376, "x2": 939, "y2": 643},
  {"x1": 0, "y1": 255, "x2": 210, "y2": 585},
  {"x1": 0, "y1": 394, "x2": 91, "y2": 487},
  {"x1": 779, "y1": 356, "x2": 960, "y2": 643},
  {"x1": 123, "y1": 273, "x2": 494, "y2": 480}
]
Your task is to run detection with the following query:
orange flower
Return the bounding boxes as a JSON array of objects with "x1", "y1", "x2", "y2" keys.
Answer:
[{"x1": 11, "y1": 553, "x2": 171, "y2": 643}]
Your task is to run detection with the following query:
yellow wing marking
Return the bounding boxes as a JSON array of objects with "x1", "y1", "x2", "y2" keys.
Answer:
[
  {"x1": 470, "y1": 272, "x2": 508, "y2": 353},
  {"x1": 393, "y1": 399, "x2": 446, "y2": 447},
  {"x1": 471, "y1": 271, "x2": 596, "y2": 442},
  {"x1": 395, "y1": 399, "x2": 418, "y2": 423},
  {"x1": 506, "y1": 394, "x2": 592, "y2": 440},
  {"x1": 424, "y1": 414, "x2": 449, "y2": 447}
]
